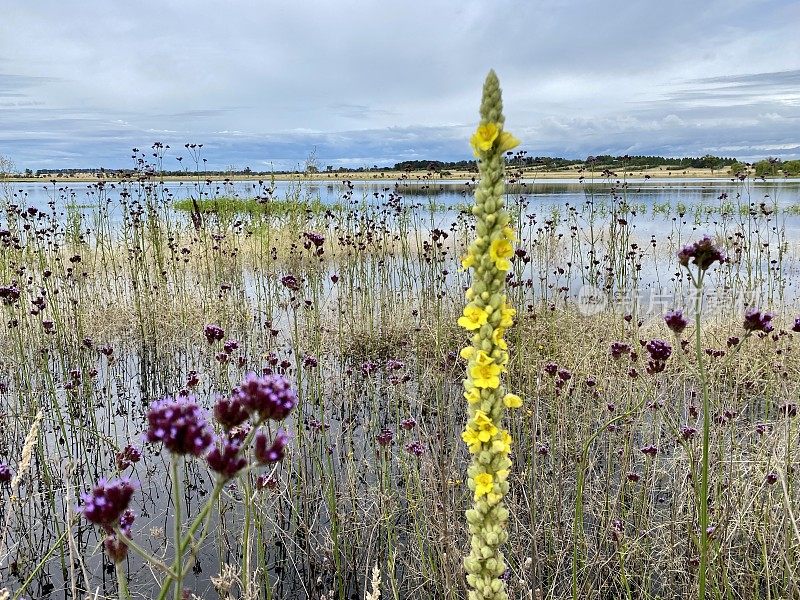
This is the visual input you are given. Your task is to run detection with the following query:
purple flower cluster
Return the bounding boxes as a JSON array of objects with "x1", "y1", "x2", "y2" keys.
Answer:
[
  {"x1": 146, "y1": 396, "x2": 215, "y2": 456},
  {"x1": 303, "y1": 231, "x2": 325, "y2": 248},
  {"x1": 207, "y1": 439, "x2": 247, "y2": 478},
  {"x1": 743, "y1": 308, "x2": 774, "y2": 333},
  {"x1": 677, "y1": 235, "x2": 726, "y2": 271},
  {"x1": 281, "y1": 274, "x2": 300, "y2": 291},
  {"x1": 645, "y1": 339, "x2": 672, "y2": 374},
  {"x1": 0, "y1": 462, "x2": 12, "y2": 484},
  {"x1": 115, "y1": 444, "x2": 142, "y2": 471},
  {"x1": 793, "y1": 316, "x2": 800, "y2": 333},
  {"x1": 376, "y1": 428, "x2": 394, "y2": 447},
  {"x1": 0, "y1": 284, "x2": 20, "y2": 305},
  {"x1": 664, "y1": 309, "x2": 689, "y2": 334},
  {"x1": 213, "y1": 395, "x2": 250, "y2": 430},
  {"x1": 234, "y1": 373, "x2": 298, "y2": 421},
  {"x1": 610, "y1": 341, "x2": 631, "y2": 360},
  {"x1": 103, "y1": 509, "x2": 135, "y2": 562},
  {"x1": 203, "y1": 323, "x2": 225, "y2": 344},
  {"x1": 80, "y1": 478, "x2": 136, "y2": 527},
  {"x1": 255, "y1": 430, "x2": 290, "y2": 464},
  {"x1": 400, "y1": 417, "x2": 417, "y2": 430},
  {"x1": 303, "y1": 232, "x2": 325, "y2": 256},
  {"x1": 405, "y1": 440, "x2": 425, "y2": 457}
]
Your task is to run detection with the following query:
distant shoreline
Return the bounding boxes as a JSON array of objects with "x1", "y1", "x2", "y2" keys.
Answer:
[{"x1": 2, "y1": 166, "x2": 796, "y2": 184}]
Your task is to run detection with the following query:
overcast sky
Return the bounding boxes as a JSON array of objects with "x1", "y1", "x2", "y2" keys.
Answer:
[{"x1": 2, "y1": 0, "x2": 799, "y2": 170}]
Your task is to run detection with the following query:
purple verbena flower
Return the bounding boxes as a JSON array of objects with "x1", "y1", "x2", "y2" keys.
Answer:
[
  {"x1": 610, "y1": 342, "x2": 631, "y2": 359},
  {"x1": 405, "y1": 440, "x2": 425, "y2": 457},
  {"x1": 281, "y1": 274, "x2": 300, "y2": 291},
  {"x1": 743, "y1": 308, "x2": 774, "y2": 333},
  {"x1": 386, "y1": 359, "x2": 405, "y2": 371},
  {"x1": 664, "y1": 309, "x2": 689, "y2": 334},
  {"x1": 203, "y1": 324, "x2": 225, "y2": 344},
  {"x1": 206, "y1": 438, "x2": 247, "y2": 479},
  {"x1": 0, "y1": 463, "x2": 12, "y2": 484},
  {"x1": 303, "y1": 232, "x2": 325, "y2": 248},
  {"x1": 213, "y1": 395, "x2": 250, "y2": 430},
  {"x1": 793, "y1": 316, "x2": 800, "y2": 333},
  {"x1": 234, "y1": 373, "x2": 297, "y2": 422},
  {"x1": 645, "y1": 339, "x2": 672, "y2": 374},
  {"x1": 640, "y1": 444, "x2": 658, "y2": 457},
  {"x1": 400, "y1": 417, "x2": 417, "y2": 430},
  {"x1": 80, "y1": 478, "x2": 136, "y2": 527},
  {"x1": 146, "y1": 396, "x2": 214, "y2": 456},
  {"x1": 376, "y1": 428, "x2": 394, "y2": 447},
  {"x1": 255, "y1": 430, "x2": 290, "y2": 464},
  {"x1": 115, "y1": 444, "x2": 142, "y2": 471},
  {"x1": 677, "y1": 235, "x2": 726, "y2": 271}
]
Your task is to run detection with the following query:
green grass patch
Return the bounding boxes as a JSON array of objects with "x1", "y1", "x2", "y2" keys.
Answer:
[{"x1": 173, "y1": 195, "x2": 336, "y2": 218}]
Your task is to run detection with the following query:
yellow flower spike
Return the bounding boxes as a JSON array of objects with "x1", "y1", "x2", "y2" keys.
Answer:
[
  {"x1": 458, "y1": 304, "x2": 489, "y2": 331},
  {"x1": 497, "y1": 130, "x2": 520, "y2": 153},
  {"x1": 474, "y1": 472, "x2": 494, "y2": 499},
  {"x1": 470, "y1": 123, "x2": 500, "y2": 155},
  {"x1": 461, "y1": 71, "x2": 518, "y2": 600}
]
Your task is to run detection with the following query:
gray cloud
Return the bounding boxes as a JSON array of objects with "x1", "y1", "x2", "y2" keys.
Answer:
[{"x1": 1, "y1": 0, "x2": 799, "y2": 168}]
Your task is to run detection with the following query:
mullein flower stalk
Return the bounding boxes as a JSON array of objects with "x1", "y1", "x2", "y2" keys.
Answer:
[{"x1": 459, "y1": 70, "x2": 520, "y2": 600}]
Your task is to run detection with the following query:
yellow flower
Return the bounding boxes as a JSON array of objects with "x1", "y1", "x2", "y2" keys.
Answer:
[
  {"x1": 474, "y1": 349, "x2": 493, "y2": 365},
  {"x1": 458, "y1": 304, "x2": 489, "y2": 331},
  {"x1": 497, "y1": 130, "x2": 520, "y2": 153},
  {"x1": 489, "y1": 238, "x2": 514, "y2": 271},
  {"x1": 460, "y1": 346, "x2": 476, "y2": 361},
  {"x1": 474, "y1": 472, "x2": 494, "y2": 499},
  {"x1": 503, "y1": 393, "x2": 522, "y2": 408},
  {"x1": 469, "y1": 362, "x2": 503, "y2": 389},
  {"x1": 499, "y1": 302, "x2": 516, "y2": 328},
  {"x1": 473, "y1": 410, "x2": 498, "y2": 442},
  {"x1": 492, "y1": 327, "x2": 508, "y2": 351},
  {"x1": 461, "y1": 427, "x2": 482, "y2": 453},
  {"x1": 464, "y1": 387, "x2": 481, "y2": 405},
  {"x1": 470, "y1": 123, "x2": 499, "y2": 155},
  {"x1": 502, "y1": 226, "x2": 515, "y2": 242},
  {"x1": 461, "y1": 253, "x2": 476, "y2": 270}
]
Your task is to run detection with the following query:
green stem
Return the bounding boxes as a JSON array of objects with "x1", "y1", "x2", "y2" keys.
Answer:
[
  {"x1": 172, "y1": 456, "x2": 183, "y2": 600},
  {"x1": 116, "y1": 561, "x2": 130, "y2": 600},
  {"x1": 113, "y1": 528, "x2": 177, "y2": 578},
  {"x1": 694, "y1": 269, "x2": 711, "y2": 599}
]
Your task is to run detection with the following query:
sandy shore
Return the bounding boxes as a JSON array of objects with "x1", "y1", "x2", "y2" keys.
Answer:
[{"x1": 2, "y1": 166, "x2": 785, "y2": 184}]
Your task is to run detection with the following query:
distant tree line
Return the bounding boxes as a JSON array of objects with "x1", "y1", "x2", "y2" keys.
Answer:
[{"x1": 21, "y1": 154, "x2": 800, "y2": 177}]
